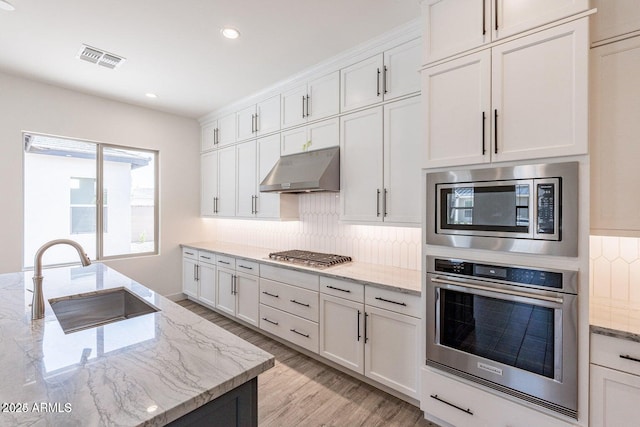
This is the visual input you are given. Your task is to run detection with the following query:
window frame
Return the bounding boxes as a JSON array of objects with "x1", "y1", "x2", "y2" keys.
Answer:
[{"x1": 23, "y1": 132, "x2": 160, "y2": 266}]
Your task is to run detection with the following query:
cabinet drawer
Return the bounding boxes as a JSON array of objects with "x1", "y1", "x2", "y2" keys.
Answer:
[
  {"x1": 320, "y1": 276, "x2": 364, "y2": 303},
  {"x1": 365, "y1": 287, "x2": 420, "y2": 318},
  {"x1": 216, "y1": 254, "x2": 236, "y2": 269},
  {"x1": 260, "y1": 264, "x2": 319, "y2": 291},
  {"x1": 198, "y1": 251, "x2": 216, "y2": 265},
  {"x1": 591, "y1": 333, "x2": 640, "y2": 376},
  {"x1": 182, "y1": 247, "x2": 198, "y2": 260},
  {"x1": 236, "y1": 259, "x2": 259, "y2": 276},
  {"x1": 260, "y1": 278, "x2": 319, "y2": 322},
  {"x1": 259, "y1": 304, "x2": 319, "y2": 353}
]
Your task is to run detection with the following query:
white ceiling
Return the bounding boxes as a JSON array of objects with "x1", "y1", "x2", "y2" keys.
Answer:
[{"x1": 0, "y1": 0, "x2": 420, "y2": 119}]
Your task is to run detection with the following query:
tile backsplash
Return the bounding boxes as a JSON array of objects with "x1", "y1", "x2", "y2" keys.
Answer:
[
  {"x1": 590, "y1": 235, "x2": 640, "y2": 306},
  {"x1": 206, "y1": 193, "x2": 422, "y2": 270}
]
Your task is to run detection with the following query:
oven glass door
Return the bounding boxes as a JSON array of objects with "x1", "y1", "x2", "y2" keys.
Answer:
[
  {"x1": 439, "y1": 287, "x2": 556, "y2": 379},
  {"x1": 437, "y1": 180, "x2": 533, "y2": 236}
]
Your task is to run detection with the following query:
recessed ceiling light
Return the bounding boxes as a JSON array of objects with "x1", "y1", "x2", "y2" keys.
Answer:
[
  {"x1": 221, "y1": 27, "x2": 240, "y2": 40},
  {"x1": 145, "y1": 93, "x2": 158, "y2": 99},
  {"x1": 0, "y1": 0, "x2": 15, "y2": 11}
]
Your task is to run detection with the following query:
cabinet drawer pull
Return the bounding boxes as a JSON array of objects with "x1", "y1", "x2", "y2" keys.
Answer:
[
  {"x1": 326, "y1": 285, "x2": 351, "y2": 293},
  {"x1": 375, "y1": 296, "x2": 407, "y2": 306},
  {"x1": 262, "y1": 317, "x2": 279, "y2": 326},
  {"x1": 620, "y1": 354, "x2": 640, "y2": 364},
  {"x1": 262, "y1": 291, "x2": 279, "y2": 298},
  {"x1": 430, "y1": 394, "x2": 473, "y2": 415},
  {"x1": 290, "y1": 299, "x2": 310, "y2": 307},
  {"x1": 200, "y1": 255, "x2": 211, "y2": 260},
  {"x1": 239, "y1": 264, "x2": 253, "y2": 270},
  {"x1": 185, "y1": 251, "x2": 194, "y2": 256},
  {"x1": 290, "y1": 329, "x2": 310, "y2": 338},
  {"x1": 218, "y1": 260, "x2": 230, "y2": 265}
]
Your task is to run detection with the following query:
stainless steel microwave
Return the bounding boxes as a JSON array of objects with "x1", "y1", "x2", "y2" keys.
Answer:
[{"x1": 426, "y1": 162, "x2": 578, "y2": 256}]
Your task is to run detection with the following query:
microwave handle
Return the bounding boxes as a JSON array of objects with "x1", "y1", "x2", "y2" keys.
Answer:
[{"x1": 430, "y1": 276, "x2": 564, "y2": 305}]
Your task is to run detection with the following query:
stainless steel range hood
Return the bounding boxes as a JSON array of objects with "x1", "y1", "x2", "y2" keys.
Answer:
[{"x1": 260, "y1": 147, "x2": 340, "y2": 193}]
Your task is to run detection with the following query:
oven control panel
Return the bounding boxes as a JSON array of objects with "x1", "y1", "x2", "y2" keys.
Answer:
[{"x1": 434, "y1": 258, "x2": 562, "y2": 289}]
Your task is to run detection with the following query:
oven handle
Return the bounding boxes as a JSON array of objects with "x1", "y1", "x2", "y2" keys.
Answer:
[{"x1": 430, "y1": 276, "x2": 564, "y2": 304}]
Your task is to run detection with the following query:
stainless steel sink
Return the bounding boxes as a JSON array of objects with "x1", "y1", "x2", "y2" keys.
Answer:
[{"x1": 49, "y1": 287, "x2": 159, "y2": 334}]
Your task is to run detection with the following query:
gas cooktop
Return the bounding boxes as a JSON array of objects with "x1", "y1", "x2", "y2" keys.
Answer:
[{"x1": 268, "y1": 250, "x2": 352, "y2": 269}]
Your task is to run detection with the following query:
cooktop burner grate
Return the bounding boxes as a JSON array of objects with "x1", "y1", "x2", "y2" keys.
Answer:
[{"x1": 268, "y1": 250, "x2": 352, "y2": 268}]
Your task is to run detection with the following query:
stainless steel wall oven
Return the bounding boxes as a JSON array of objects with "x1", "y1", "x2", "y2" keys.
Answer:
[
  {"x1": 426, "y1": 162, "x2": 578, "y2": 256},
  {"x1": 425, "y1": 256, "x2": 578, "y2": 419}
]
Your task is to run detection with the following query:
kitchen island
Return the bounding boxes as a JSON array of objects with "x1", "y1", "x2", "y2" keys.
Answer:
[{"x1": 0, "y1": 263, "x2": 274, "y2": 426}]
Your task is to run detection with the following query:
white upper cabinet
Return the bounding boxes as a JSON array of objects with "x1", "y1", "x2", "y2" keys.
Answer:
[
  {"x1": 256, "y1": 134, "x2": 298, "y2": 220},
  {"x1": 281, "y1": 118, "x2": 339, "y2": 156},
  {"x1": 201, "y1": 150, "x2": 218, "y2": 216},
  {"x1": 201, "y1": 113, "x2": 236, "y2": 151},
  {"x1": 591, "y1": 36, "x2": 640, "y2": 235},
  {"x1": 237, "y1": 95, "x2": 281, "y2": 141},
  {"x1": 216, "y1": 145, "x2": 237, "y2": 217},
  {"x1": 422, "y1": 0, "x2": 589, "y2": 64},
  {"x1": 341, "y1": 39, "x2": 420, "y2": 113},
  {"x1": 281, "y1": 72, "x2": 340, "y2": 129},
  {"x1": 423, "y1": 18, "x2": 589, "y2": 168},
  {"x1": 236, "y1": 140, "x2": 257, "y2": 218},
  {"x1": 590, "y1": 0, "x2": 640, "y2": 44}
]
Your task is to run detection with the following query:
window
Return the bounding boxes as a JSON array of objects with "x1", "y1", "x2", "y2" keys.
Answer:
[{"x1": 23, "y1": 133, "x2": 158, "y2": 267}]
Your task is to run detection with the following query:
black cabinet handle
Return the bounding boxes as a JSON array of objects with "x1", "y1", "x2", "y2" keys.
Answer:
[
  {"x1": 218, "y1": 260, "x2": 230, "y2": 265},
  {"x1": 185, "y1": 251, "x2": 194, "y2": 256},
  {"x1": 290, "y1": 299, "x2": 310, "y2": 307},
  {"x1": 383, "y1": 188, "x2": 388, "y2": 217},
  {"x1": 357, "y1": 310, "x2": 361, "y2": 342},
  {"x1": 494, "y1": 0, "x2": 498, "y2": 31},
  {"x1": 376, "y1": 68, "x2": 381, "y2": 96},
  {"x1": 239, "y1": 264, "x2": 253, "y2": 270},
  {"x1": 262, "y1": 291, "x2": 279, "y2": 298},
  {"x1": 494, "y1": 109, "x2": 498, "y2": 154},
  {"x1": 364, "y1": 312, "x2": 369, "y2": 343},
  {"x1": 262, "y1": 317, "x2": 279, "y2": 326},
  {"x1": 430, "y1": 394, "x2": 473, "y2": 415},
  {"x1": 383, "y1": 66, "x2": 388, "y2": 94},
  {"x1": 482, "y1": 0, "x2": 486, "y2": 35},
  {"x1": 302, "y1": 95, "x2": 306, "y2": 118},
  {"x1": 305, "y1": 94, "x2": 311, "y2": 117},
  {"x1": 326, "y1": 285, "x2": 351, "y2": 293},
  {"x1": 375, "y1": 296, "x2": 407, "y2": 306},
  {"x1": 482, "y1": 111, "x2": 486, "y2": 155},
  {"x1": 200, "y1": 255, "x2": 211, "y2": 260},
  {"x1": 620, "y1": 354, "x2": 640, "y2": 363},
  {"x1": 290, "y1": 329, "x2": 310, "y2": 338},
  {"x1": 376, "y1": 189, "x2": 381, "y2": 217}
]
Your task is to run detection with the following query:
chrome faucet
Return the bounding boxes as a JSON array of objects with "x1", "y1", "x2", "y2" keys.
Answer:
[{"x1": 31, "y1": 239, "x2": 91, "y2": 320}]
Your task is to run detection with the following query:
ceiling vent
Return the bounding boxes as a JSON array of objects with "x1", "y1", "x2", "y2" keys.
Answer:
[{"x1": 77, "y1": 44, "x2": 125, "y2": 69}]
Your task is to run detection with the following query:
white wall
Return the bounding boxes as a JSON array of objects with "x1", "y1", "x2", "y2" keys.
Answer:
[{"x1": 0, "y1": 71, "x2": 206, "y2": 297}]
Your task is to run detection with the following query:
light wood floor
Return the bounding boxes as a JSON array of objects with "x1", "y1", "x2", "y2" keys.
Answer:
[{"x1": 178, "y1": 300, "x2": 439, "y2": 427}]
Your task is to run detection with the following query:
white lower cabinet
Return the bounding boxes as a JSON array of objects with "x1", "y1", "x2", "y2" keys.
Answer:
[
  {"x1": 182, "y1": 250, "x2": 199, "y2": 298},
  {"x1": 182, "y1": 248, "x2": 216, "y2": 307},
  {"x1": 215, "y1": 256, "x2": 260, "y2": 327},
  {"x1": 590, "y1": 333, "x2": 640, "y2": 427},
  {"x1": 421, "y1": 367, "x2": 573, "y2": 427},
  {"x1": 319, "y1": 277, "x2": 421, "y2": 399}
]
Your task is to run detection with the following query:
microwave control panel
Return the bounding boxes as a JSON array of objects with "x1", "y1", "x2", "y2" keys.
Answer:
[{"x1": 536, "y1": 180, "x2": 558, "y2": 236}]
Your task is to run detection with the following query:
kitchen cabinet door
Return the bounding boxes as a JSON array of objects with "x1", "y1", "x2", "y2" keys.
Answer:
[
  {"x1": 281, "y1": 84, "x2": 307, "y2": 129},
  {"x1": 422, "y1": 50, "x2": 491, "y2": 168},
  {"x1": 217, "y1": 113, "x2": 237, "y2": 147},
  {"x1": 236, "y1": 105, "x2": 257, "y2": 142},
  {"x1": 340, "y1": 107, "x2": 383, "y2": 222},
  {"x1": 183, "y1": 257, "x2": 199, "y2": 298},
  {"x1": 306, "y1": 118, "x2": 339, "y2": 153},
  {"x1": 256, "y1": 95, "x2": 281, "y2": 136},
  {"x1": 216, "y1": 267, "x2": 236, "y2": 316},
  {"x1": 591, "y1": 36, "x2": 640, "y2": 235},
  {"x1": 281, "y1": 126, "x2": 307, "y2": 157},
  {"x1": 383, "y1": 96, "x2": 422, "y2": 224},
  {"x1": 216, "y1": 146, "x2": 237, "y2": 217},
  {"x1": 364, "y1": 305, "x2": 420, "y2": 399},
  {"x1": 236, "y1": 140, "x2": 257, "y2": 218},
  {"x1": 201, "y1": 122, "x2": 216, "y2": 152},
  {"x1": 257, "y1": 134, "x2": 281, "y2": 219},
  {"x1": 319, "y1": 294, "x2": 364, "y2": 374},
  {"x1": 383, "y1": 38, "x2": 421, "y2": 100},
  {"x1": 199, "y1": 263, "x2": 216, "y2": 307},
  {"x1": 236, "y1": 272, "x2": 259, "y2": 327},
  {"x1": 307, "y1": 71, "x2": 340, "y2": 121},
  {"x1": 201, "y1": 150, "x2": 218, "y2": 216},
  {"x1": 590, "y1": 364, "x2": 640, "y2": 427},
  {"x1": 340, "y1": 54, "x2": 384, "y2": 112},
  {"x1": 591, "y1": 0, "x2": 640, "y2": 44},
  {"x1": 491, "y1": 18, "x2": 588, "y2": 163},
  {"x1": 422, "y1": 0, "x2": 490, "y2": 64}
]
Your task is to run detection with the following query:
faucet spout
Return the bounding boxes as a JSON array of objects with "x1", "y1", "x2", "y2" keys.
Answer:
[{"x1": 31, "y1": 239, "x2": 92, "y2": 320}]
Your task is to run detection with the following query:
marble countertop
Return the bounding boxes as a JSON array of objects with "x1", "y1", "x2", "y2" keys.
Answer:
[
  {"x1": 181, "y1": 241, "x2": 422, "y2": 295},
  {"x1": 590, "y1": 296, "x2": 640, "y2": 342},
  {"x1": 0, "y1": 263, "x2": 274, "y2": 426}
]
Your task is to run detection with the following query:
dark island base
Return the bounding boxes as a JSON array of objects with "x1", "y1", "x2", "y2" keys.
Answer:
[{"x1": 167, "y1": 377, "x2": 257, "y2": 427}]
